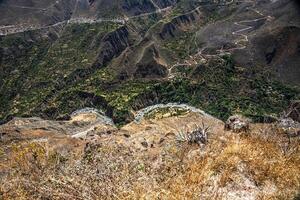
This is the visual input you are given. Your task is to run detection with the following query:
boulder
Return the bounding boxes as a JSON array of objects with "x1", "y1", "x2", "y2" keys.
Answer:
[
  {"x1": 224, "y1": 115, "x2": 251, "y2": 133},
  {"x1": 276, "y1": 117, "x2": 300, "y2": 137}
]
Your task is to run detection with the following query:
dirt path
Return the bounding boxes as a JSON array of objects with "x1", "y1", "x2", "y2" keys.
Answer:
[
  {"x1": 0, "y1": 2, "x2": 172, "y2": 36},
  {"x1": 167, "y1": 0, "x2": 274, "y2": 79},
  {"x1": 149, "y1": 0, "x2": 161, "y2": 12}
]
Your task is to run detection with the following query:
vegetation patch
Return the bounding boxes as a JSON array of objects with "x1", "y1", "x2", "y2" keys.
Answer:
[
  {"x1": 133, "y1": 56, "x2": 300, "y2": 122},
  {"x1": 144, "y1": 107, "x2": 191, "y2": 120}
]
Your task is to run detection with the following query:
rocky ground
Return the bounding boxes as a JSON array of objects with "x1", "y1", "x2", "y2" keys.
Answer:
[{"x1": 0, "y1": 106, "x2": 299, "y2": 199}]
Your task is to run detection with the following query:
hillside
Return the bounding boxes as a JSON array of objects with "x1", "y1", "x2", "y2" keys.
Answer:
[
  {"x1": 0, "y1": 0, "x2": 299, "y2": 126},
  {"x1": 0, "y1": 107, "x2": 299, "y2": 199}
]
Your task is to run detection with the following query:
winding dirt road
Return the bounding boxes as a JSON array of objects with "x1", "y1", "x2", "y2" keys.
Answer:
[
  {"x1": 167, "y1": 0, "x2": 274, "y2": 79},
  {"x1": 0, "y1": 0, "x2": 172, "y2": 36},
  {"x1": 0, "y1": 0, "x2": 274, "y2": 82}
]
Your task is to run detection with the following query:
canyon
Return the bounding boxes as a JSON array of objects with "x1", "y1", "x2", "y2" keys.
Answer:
[{"x1": 0, "y1": 0, "x2": 300, "y2": 199}]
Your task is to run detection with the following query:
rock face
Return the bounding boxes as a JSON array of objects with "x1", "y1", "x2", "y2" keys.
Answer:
[
  {"x1": 0, "y1": 108, "x2": 116, "y2": 142},
  {"x1": 93, "y1": 26, "x2": 131, "y2": 68},
  {"x1": 224, "y1": 115, "x2": 251, "y2": 133},
  {"x1": 275, "y1": 101, "x2": 300, "y2": 137},
  {"x1": 159, "y1": 9, "x2": 203, "y2": 39}
]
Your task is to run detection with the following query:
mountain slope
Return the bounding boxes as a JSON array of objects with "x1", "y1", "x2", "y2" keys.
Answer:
[{"x1": 0, "y1": 0, "x2": 299, "y2": 125}]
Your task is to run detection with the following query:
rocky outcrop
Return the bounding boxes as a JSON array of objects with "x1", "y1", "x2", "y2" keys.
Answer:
[
  {"x1": 0, "y1": 108, "x2": 116, "y2": 141},
  {"x1": 276, "y1": 117, "x2": 300, "y2": 137},
  {"x1": 134, "y1": 103, "x2": 216, "y2": 123},
  {"x1": 93, "y1": 26, "x2": 130, "y2": 68},
  {"x1": 225, "y1": 115, "x2": 251, "y2": 133},
  {"x1": 159, "y1": 9, "x2": 203, "y2": 39},
  {"x1": 0, "y1": 107, "x2": 299, "y2": 199}
]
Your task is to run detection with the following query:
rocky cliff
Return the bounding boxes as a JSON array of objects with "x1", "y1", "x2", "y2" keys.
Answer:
[
  {"x1": 93, "y1": 26, "x2": 131, "y2": 68},
  {"x1": 0, "y1": 106, "x2": 299, "y2": 199}
]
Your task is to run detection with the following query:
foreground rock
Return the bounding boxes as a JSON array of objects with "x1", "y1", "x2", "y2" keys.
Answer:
[
  {"x1": 0, "y1": 108, "x2": 116, "y2": 142},
  {"x1": 276, "y1": 117, "x2": 300, "y2": 138},
  {"x1": 224, "y1": 115, "x2": 251, "y2": 133}
]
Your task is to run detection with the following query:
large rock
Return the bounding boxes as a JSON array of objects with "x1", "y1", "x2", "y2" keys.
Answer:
[
  {"x1": 224, "y1": 115, "x2": 251, "y2": 133},
  {"x1": 276, "y1": 117, "x2": 300, "y2": 137}
]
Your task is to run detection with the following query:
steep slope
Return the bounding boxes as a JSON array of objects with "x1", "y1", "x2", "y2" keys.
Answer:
[
  {"x1": 0, "y1": 0, "x2": 77, "y2": 29},
  {"x1": 0, "y1": 0, "x2": 299, "y2": 126},
  {"x1": 0, "y1": 0, "x2": 175, "y2": 35},
  {"x1": 0, "y1": 108, "x2": 299, "y2": 199}
]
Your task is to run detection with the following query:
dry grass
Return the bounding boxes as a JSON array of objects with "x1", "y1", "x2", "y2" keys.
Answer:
[
  {"x1": 157, "y1": 126, "x2": 300, "y2": 199},
  {"x1": 0, "y1": 124, "x2": 300, "y2": 200}
]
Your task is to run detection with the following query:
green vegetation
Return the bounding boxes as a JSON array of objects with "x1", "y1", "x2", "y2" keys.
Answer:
[
  {"x1": 0, "y1": 2, "x2": 299, "y2": 126},
  {"x1": 1, "y1": 35, "x2": 299, "y2": 126},
  {"x1": 139, "y1": 56, "x2": 300, "y2": 121},
  {"x1": 0, "y1": 22, "x2": 122, "y2": 122},
  {"x1": 62, "y1": 54, "x2": 299, "y2": 124},
  {"x1": 163, "y1": 32, "x2": 195, "y2": 60},
  {"x1": 144, "y1": 107, "x2": 190, "y2": 120},
  {"x1": 130, "y1": 13, "x2": 161, "y2": 35}
]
